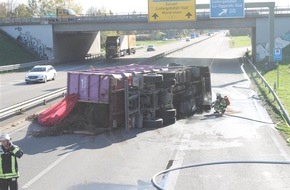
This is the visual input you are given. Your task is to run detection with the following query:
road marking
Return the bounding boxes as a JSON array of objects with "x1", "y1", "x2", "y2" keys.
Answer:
[
  {"x1": 22, "y1": 144, "x2": 79, "y2": 189},
  {"x1": 161, "y1": 133, "x2": 191, "y2": 190}
]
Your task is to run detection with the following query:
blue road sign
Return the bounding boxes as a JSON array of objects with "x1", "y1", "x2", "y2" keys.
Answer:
[
  {"x1": 274, "y1": 48, "x2": 282, "y2": 61},
  {"x1": 210, "y1": 0, "x2": 245, "y2": 18}
]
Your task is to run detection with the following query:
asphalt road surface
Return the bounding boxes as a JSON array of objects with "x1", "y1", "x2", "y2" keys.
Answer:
[
  {"x1": 1, "y1": 33, "x2": 290, "y2": 190},
  {"x1": 0, "y1": 35, "x2": 207, "y2": 109}
]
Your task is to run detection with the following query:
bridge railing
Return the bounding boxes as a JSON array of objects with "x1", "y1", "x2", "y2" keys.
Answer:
[{"x1": 1, "y1": 7, "x2": 289, "y2": 25}]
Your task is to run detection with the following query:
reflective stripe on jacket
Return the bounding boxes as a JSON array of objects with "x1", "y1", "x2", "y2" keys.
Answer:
[{"x1": 0, "y1": 145, "x2": 23, "y2": 179}]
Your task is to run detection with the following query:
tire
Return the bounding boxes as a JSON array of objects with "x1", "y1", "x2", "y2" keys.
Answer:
[
  {"x1": 157, "y1": 79, "x2": 176, "y2": 88},
  {"x1": 143, "y1": 118, "x2": 163, "y2": 128},
  {"x1": 156, "y1": 108, "x2": 176, "y2": 118},
  {"x1": 158, "y1": 72, "x2": 177, "y2": 81},
  {"x1": 156, "y1": 109, "x2": 176, "y2": 126},
  {"x1": 143, "y1": 74, "x2": 163, "y2": 84},
  {"x1": 52, "y1": 73, "x2": 56, "y2": 81},
  {"x1": 163, "y1": 116, "x2": 176, "y2": 126}
]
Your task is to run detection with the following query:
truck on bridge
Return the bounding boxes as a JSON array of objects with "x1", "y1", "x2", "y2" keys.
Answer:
[
  {"x1": 105, "y1": 35, "x2": 136, "y2": 59},
  {"x1": 42, "y1": 8, "x2": 78, "y2": 21}
]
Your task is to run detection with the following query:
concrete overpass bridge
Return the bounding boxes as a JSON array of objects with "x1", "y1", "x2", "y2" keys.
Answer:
[{"x1": 0, "y1": 2, "x2": 290, "y2": 62}]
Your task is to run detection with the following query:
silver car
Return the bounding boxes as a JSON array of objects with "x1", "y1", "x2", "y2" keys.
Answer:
[
  {"x1": 25, "y1": 65, "x2": 56, "y2": 83},
  {"x1": 147, "y1": 45, "x2": 156, "y2": 51}
]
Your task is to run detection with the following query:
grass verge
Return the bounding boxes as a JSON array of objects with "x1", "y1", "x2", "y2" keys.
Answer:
[
  {"x1": 229, "y1": 36, "x2": 251, "y2": 48},
  {"x1": 243, "y1": 56, "x2": 290, "y2": 144},
  {"x1": 232, "y1": 35, "x2": 290, "y2": 144},
  {"x1": 0, "y1": 32, "x2": 38, "y2": 66}
]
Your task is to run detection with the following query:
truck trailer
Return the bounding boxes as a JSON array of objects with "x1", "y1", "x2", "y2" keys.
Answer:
[
  {"x1": 105, "y1": 35, "x2": 136, "y2": 59},
  {"x1": 42, "y1": 8, "x2": 78, "y2": 21},
  {"x1": 63, "y1": 64, "x2": 212, "y2": 130}
]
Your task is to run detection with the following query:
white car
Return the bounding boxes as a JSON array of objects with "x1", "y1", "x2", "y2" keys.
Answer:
[{"x1": 25, "y1": 65, "x2": 56, "y2": 83}]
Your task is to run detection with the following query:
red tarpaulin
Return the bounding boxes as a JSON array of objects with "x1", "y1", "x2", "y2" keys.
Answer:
[{"x1": 38, "y1": 94, "x2": 78, "y2": 126}]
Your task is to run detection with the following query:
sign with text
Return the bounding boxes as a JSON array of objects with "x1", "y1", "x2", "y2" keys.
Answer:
[
  {"x1": 210, "y1": 0, "x2": 244, "y2": 18},
  {"x1": 148, "y1": 0, "x2": 196, "y2": 22}
]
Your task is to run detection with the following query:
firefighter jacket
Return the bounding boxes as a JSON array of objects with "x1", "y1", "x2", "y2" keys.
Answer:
[{"x1": 0, "y1": 144, "x2": 23, "y2": 179}]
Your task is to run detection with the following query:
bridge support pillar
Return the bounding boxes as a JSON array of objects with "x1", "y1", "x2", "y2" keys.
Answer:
[{"x1": 269, "y1": 4, "x2": 275, "y2": 63}]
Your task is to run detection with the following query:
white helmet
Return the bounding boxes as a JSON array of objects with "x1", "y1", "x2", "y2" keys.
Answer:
[{"x1": 0, "y1": 134, "x2": 11, "y2": 141}]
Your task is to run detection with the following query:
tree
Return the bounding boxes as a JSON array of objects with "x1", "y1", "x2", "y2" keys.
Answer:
[
  {"x1": 26, "y1": 0, "x2": 82, "y2": 16},
  {"x1": 27, "y1": 0, "x2": 39, "y2": 16},
  {"x1": 14, "y1": 4, "x2": 32, "y2": 17},
  {"x1": 2, "y1": 0, "x2": 17, "y2": 17},
  {"x1": 86, "y1": 6, "x2": 113, "y2": 16},
  {"x1": 0, "y1": 3, "x2": 8, "y2": 17},
  {"x1": 0, "y1": 0, "x2": 84, "y2": 18}
]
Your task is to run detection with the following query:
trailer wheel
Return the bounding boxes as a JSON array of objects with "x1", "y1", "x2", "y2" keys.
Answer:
[
  {"x1": 131, "y1": 48, "x2": 136, "y2": 54},
  {"x1": 157, "y1": 79, "x2": 176, "y2": 88},
  {"x1": 143, "y1": 74, "x2": 163, "y2": 84},
  {"x1": 143, "y1": 118, "x2": 163, "y2": 128},
  {"x1": 159, "y1": 72, "x2": 177, "y2": 81},
  {"x1": 156, "y1": 108, "x2": 176, "y2": 118},
  {"x1": 156, "y1": 109, "x2": 176, "y2": 126},
  {"x1": 163, "y1": 116, "x2": 176, "y2": 126}
]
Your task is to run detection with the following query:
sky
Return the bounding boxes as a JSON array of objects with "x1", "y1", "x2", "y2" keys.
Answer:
[
  {"x1": 75, "y1": 0, "x2": 290, "y2": 14},
  {"x1": 1, "y1": 0, "x2": 289, "y2": 14}
]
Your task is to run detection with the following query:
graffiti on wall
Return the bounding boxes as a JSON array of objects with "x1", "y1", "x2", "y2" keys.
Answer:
[
  {"x1": 15, "y1": 27, "x2": 52, "y2": 60},
  {"x1": 256, "y1": 31, "x2": 290, "y2": 61}
]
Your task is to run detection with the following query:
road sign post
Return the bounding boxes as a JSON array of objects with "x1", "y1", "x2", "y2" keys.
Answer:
[
  {"x1": 210, "y1": 0, "x2": 245, "y2": 18},
  {"x1": 273, "y1": 48, "x2": 282, "y2": 89},
  {"x1": 148, "y1": 0, "x2": 196, "y2": 22}
]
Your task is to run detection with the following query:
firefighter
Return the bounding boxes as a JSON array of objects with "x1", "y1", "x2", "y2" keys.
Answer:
[
  {"x1": 0, "y1": 134, "x2": 23, "y2": 190},
  {"x1": 212, "y1": 93, "x2": 227, "y2": 115}
]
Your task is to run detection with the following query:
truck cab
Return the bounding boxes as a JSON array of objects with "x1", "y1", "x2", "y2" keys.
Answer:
[
  {"x1": 105, "y1": 35, "x2": 136, "y2": 59},
  {"x1": 105, "y1": 36, "x2": 122, "y2": 58},
  {"x1": 56, "y1": 8, "x2": 78, "y2": 21}
]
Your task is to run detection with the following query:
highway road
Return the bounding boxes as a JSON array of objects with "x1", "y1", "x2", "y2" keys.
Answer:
[
  {"x1": 1, "y1": 33, "x2": 290, "y2": 190},
  {"x1": 0, "y1": 35, "x2": 208, "y2": 109}
]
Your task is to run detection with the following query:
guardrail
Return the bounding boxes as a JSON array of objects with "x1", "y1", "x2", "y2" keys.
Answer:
[
  {"x1": 0, "y1": 87, "x2": 67, "y2": 119},
  {"x1": 246, "y1": 57, "x2": 290, "y2": 125},
  {"x1": 0, "y1": 60, "x2": 54, "y2": 72}
]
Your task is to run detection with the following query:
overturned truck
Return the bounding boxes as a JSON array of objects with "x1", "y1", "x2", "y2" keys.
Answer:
[{"x1": 63, "y1": 64, "x2": 211, "y2": 130}]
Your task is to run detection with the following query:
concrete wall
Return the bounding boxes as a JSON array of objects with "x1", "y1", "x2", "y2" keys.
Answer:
[
  {"x1": 256, "y1": 16, "x2": 290, "y2": 61},
  {"x1": 0, "y1": 25, "x2": 54, "y2": 60},
  {"x1": 0, "y1": 24, "x2": 101, "y2": 62},
  {"x1": 53, "y1": 32, "x2": 101, "y2": 63}
]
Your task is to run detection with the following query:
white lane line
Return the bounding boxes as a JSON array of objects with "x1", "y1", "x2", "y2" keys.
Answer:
[
  {"x1": 161, "y1": 133, "x2": 191, "y2": 190},
  {"x1": 22, "y1": 145, "x2": 79, "y2": 189}
]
